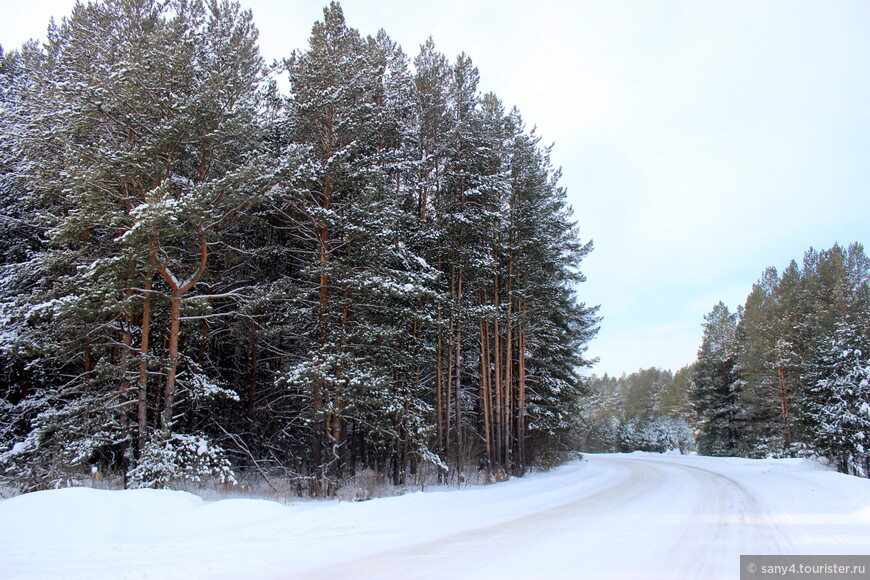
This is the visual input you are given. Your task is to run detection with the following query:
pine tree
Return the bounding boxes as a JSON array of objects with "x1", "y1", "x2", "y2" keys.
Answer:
[
  {"x1": 582, "y1": 368, "x2": 694, "y2": 454},
  {"x1": 277, "y1": 3, "x2": 444, "y2": 492},
  {"x1": 738, "y1": 266, "x2": 798, "y2": 455},
  {"x1": 0, "y1": 0, "x2": 268, "y2": 489},
  {"x1": 805, "y1": 313, "x2": 870, "y2": 476},
  {"x1": 1, "y1": 0, "x2": 600, "y2": 493},
  {"x1": 738, "y1": 244, "x2": 870, "y2": 456},
  {"x1": 692, "y1": 302, "x2": 742, "y2": 455}
]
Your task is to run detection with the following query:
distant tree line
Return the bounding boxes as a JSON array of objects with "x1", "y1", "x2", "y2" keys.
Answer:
[
  {"x1": 584, "y1": 243, "x2": 869, "y2": 479},
  {"x1": 582, "y1": 367, "x2": 694, "y2": 454},
  {"x1": 0, "y1": 1, "x2": 598, "y2": 495},
  {"x1": 692, "y1": 242, "x2": 870, "y2": 477}
]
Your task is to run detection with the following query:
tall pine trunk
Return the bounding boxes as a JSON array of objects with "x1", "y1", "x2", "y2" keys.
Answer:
[
  {"x1": 492, "y1": 283, "x2": 504, "y2": 469},
  {"x1": 163, "y1": 294, "x2": 182, "y2": 429},
  {"x1": 516, "y1": 303, "x2": 527, "y2": 473},
  {"x1": 137, "y1": 276, "x2": 152, "y2": 453},
  {"x1": 453, "y1": 268, "x2": 463, "y2": 470},
  {"x1": 479, "y1": 314, "x2": 493, "y2": 470},
  {"x1": 503, "y1": 257, "x2": 514, "y2": 470}
]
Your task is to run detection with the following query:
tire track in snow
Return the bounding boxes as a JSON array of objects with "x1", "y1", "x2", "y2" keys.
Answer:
[
  {"x1": 284, "y1": 459, "x2": 665, "y2": 580},
  {"x1": 631, "y1": 456, "x2": 790, "y2": 579},
  {"x1": 282, "y1": 456, "x2": 803, "y2": 580}
]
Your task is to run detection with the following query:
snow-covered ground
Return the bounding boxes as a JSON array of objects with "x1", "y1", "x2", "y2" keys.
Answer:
[{"x1": 2, "y1": 453, "x2": 869, "y2": 579}]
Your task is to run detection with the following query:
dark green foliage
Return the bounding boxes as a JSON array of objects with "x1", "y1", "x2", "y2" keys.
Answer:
[
  {"x1": 692, "y1": 303, "x2": 742, "y2": 456},
  {"x1": 803, "y1": 313, "x2": 870, "y2": 476},
  {"x1": 0, "y1": 2, "x2": 597, "y2": 493},
  {"x1": 692, "y1": 243, "x2": 870, "y2": 475}
]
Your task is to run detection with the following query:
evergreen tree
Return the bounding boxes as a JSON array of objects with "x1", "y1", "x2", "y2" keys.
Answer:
[
  {"x1": 738, "y1": 266, "x2": 798, "y2": 455},
  {"x1": 738, "y1": 243, "x2": 870, "y2": 457},
  {"x1": 0, "y1": 0, "x2": 269, "y2": 489},
  {"x1": 692, "y1": 302, "x2": 742, "y2": 455},
  {"x1": 0, "y1": 0, "x2": 599, "y2": 494},
  {"x1": 277, "y1": 3, "x2": 443, "y2": 491},
  {"x1": 582, "y1": 367, "x2": 694, "y2": 453},
  {"x1": 804, "y1": 313, "x2": 870, "y2": 476}
]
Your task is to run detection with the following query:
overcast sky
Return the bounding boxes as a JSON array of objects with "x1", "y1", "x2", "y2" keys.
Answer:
[{"x1": 3, "y1": 0, "x2": 869, "y2": 376}]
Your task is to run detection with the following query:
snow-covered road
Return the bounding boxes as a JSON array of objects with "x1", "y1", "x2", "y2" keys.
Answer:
[{"x1": 2, "y1": 453, "x2": 869, "y2": 579}]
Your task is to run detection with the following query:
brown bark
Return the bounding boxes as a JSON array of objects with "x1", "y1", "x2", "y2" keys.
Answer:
[
  {"x1": 163, "y1": 294, "x2": 181, "y2": 429},
  {"x1": 479, "y1": 315, "x2": 493, "y2": 468},
  {"x1": 493, "y1": 288, "x2": 503, "y2": 466},
  {"x1": 503, "y1": 283, "x2": 513, "y2": 467},
  {"x1": 119, "y1": 298, "x2": 134, "y2": 429},
  {"x1": 137, "y1": 277, "x2": 152, "y2": 453},
  {"x1": 436, "y1": 323, "x2": 444, "y2": 451},
  {"x1": 777, "y1": 365, "x2": 793, "y2": 448},
  {"x1": 84, "y1": 345, "x2": 93, "y2": 380},
  {"x1": 445, "y1": 318, "x2": 453, "y2": 452},
  {"x1": 248, "y1": 332, "x2": 258, "y2": 413},
  {"x1": 453, "y1": 269, "x2": 463, "y2": 462},
  {"x1": 312, "y1": 171, "x2": 333, "y2": 475},
  {"x1": 157, "y1": 227, "x2": 208, "y2": 429},
  {"x1": 516, "y1": 307, "x2": 527, "y2": 472}
]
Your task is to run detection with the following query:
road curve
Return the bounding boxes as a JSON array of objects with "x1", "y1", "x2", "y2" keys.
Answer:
[{"x1": 285, "y1": 454, "x2": 795, "y2": 580}]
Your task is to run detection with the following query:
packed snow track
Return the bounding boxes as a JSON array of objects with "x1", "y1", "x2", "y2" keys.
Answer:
[{"x1": 2, "y1": 453, "x2": 869, "y2": 579}]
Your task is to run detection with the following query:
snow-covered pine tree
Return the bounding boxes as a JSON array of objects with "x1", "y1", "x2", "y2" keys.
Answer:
[
  {"x1": 411, "y1": 37, "x2": 454, "y2": 461},
  {"x1": 436, "y1": 51, "x2": 494, "y2": 473},
  {"x1": 501, "y1": 117, "x2": 598, "y2": 473},
  {"x1": 0, "y1": 0, "x2": 268, "y2": 489},
  {"x1": 2, "y1": 0, "x2": 600, "y2": 494},
  {"x1": 582, "y1": 368, "x2": 695, "y2": 453},
  {"x1": 737, "y1": 266, "x2": 799, "y2": 455},
  {"x1": 692, "y1": 302, "x2": 742, "y2": 456},
  {"x1": 277, "y1": 3, "x2": 442, "y2": 493},
  {"x1": 0, "y1": 43, "x2": 56, "y2": 483},
  {"x1": 738, "y1": 244, "x2": 869, "y2": 457},
  {"x1": 804, "y1": 313, "x2": 870, "y2": 476}
]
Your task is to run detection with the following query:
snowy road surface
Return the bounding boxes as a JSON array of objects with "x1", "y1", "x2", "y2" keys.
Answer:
[{"x1": 2, "y1": 453, "x2": 869, "y2": 579}]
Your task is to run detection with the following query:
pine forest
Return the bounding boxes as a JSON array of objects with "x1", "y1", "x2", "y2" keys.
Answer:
[
  {"x1": 1, "y1": 0, "x2": 868, "y2": 500},
  {"x1": 0, "y1": 0, "x2": 599, "y2": 495}
]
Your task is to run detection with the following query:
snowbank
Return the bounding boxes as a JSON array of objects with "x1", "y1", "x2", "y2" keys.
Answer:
[{"x1": 1, "y1": 454, "x2": 869, "y2": 579}]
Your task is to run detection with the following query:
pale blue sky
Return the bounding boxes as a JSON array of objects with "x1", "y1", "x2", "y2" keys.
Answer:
[{"x1": 3, "y1": 0, "x2": 868, "y2": 376}]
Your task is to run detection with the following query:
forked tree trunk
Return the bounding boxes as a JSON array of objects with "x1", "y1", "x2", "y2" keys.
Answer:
[{"x1": 157, "y1": 229, "x2": 208, "y2": 429}]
